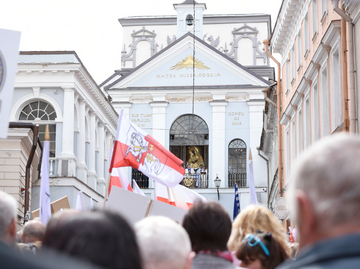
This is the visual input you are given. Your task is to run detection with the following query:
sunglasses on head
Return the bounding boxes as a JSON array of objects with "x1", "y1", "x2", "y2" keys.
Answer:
[{"x1": 243, "y1": 233, "x2": 270, "y2": 257}]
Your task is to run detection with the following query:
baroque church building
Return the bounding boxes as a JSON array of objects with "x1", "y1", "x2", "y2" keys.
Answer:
[
  {"x1": 101, "y1": 0, "x2": 274, "y2": 214},
  {"x1": 1, "y1": 0, "x2": 275, "y2": 220}
]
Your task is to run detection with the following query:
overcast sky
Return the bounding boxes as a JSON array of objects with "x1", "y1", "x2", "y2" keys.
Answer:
[{"x1": 1, "y1": 0, "x2": 282, "y2": 84}]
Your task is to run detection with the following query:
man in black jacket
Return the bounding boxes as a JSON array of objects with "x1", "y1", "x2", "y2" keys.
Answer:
[{"x1": 277, "y1": 134, "x2": 360, "y2": 269}]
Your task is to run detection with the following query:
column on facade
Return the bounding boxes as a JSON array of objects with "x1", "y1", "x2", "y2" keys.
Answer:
[
  {"x1": 76, "y1": 100, "x2": 87, "y2": 183},
  {"x1": 59, "y1": 87, "x2": 76, "y2": 177},
  {"x1": 150, "y1": 95, "x2": 168, "y2": 189},
  {"x1": 87, "y1": 111, "x2": 97, "y2": 190},
  {"x1": 247, "y1": 97, "x2": 267, "y2": 188},
  {"x1": 210, "y1": 100, "x2": 227, "y2": 188},
  {"x1": 97, "y1": 123, "x2": 106, "y2": 195}
]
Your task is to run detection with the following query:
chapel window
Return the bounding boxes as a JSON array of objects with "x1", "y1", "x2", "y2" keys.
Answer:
[{"x1": 19, "y1": 101, "x2": 57, "y2": 157}]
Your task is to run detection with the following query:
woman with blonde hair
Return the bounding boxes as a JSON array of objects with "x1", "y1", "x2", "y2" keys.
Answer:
[{"x1": 228, "y1": 205, "x2": 289, "y2": 266}]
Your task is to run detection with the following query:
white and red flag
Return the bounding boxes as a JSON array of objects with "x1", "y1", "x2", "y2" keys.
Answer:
[
  {"x1": 132, "y1": 179, "x2": 146, "y2": 197},
  {"x1": 108, "y1": 167, "x2": 133, "y2": 195},
  {"x1": 154, "y1": 182, "x2": 207, "y2": 210},
  {"x1": 110, "y1": 109, "x2": 185, "y2": 188},
  {"x1": 174, "y1": 184, "x2": 207, "y2": 208}
]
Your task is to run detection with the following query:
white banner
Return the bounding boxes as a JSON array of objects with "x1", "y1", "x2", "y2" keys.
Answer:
[{"x1": 0, "y1": 28, "x2": 21, "y2": 138}]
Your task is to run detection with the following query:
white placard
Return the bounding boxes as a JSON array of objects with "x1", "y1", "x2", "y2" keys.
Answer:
[
  {"x1": 105, "y1": 186, "x2": 188, "y2": 225},
  {"x1": 148, "y1": 200, "x2": 188, "y2": 224},
  {"x1": 106, "y1": 186, "x2": 152, "y2": 225},
  {"x1": 0, "y1": 28, "x2": 21, "y2": 138}
]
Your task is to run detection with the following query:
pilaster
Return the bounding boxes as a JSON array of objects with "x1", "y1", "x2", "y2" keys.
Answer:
[
  {"x1": 210, "y1": 100, "x2": 228, "y2": 188},
  {"x1": 87, "y1": 111, "x2": 97, "y2": 190},
  {"x1": 76, "y1": 100, "x2": 87, "y2": 183},
  {"x1": 58, "y1": 87, "x2": 76, "y2": 177},
  {"x1": 97, "y1": 123, "x2": 105, "y2": 195}
]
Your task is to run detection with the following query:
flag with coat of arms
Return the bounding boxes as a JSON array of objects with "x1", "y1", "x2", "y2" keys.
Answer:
[{"x1": 109, "y1": 109, "x2": 185, "y2": 188}]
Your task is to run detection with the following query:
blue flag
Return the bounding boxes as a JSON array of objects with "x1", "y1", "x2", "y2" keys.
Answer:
[{"x1": 233, "y1": 183, "x2": 240, "y2": 220}]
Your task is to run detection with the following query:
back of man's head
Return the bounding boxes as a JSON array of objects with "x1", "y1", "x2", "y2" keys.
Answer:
[
  {"x1": 182, "y1": 201, "x2": 232, "y2": 253},
  {"x1": 0, "y1": 190, "x2": 17, "y2": 245},
  {"x1": 22, "y1": 220, "x2": 45, "y2": 243},
  {"x1": 289, "y1": 134, "x2": 360, "y2": 246},
  {"x1": 135, "y1": 216, "x2": 193, "y2": 269}
]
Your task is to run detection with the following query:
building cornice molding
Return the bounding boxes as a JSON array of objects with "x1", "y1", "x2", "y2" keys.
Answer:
[{"x1": 119, "y1": 14, "x2": 271, "y2": 27}]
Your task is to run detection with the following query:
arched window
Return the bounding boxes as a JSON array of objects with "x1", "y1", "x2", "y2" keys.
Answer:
[
  {"x1": 19, "y1": 101, "x2": 57, "y2": 157},
  {"x1": 170, "y1": 114, "x2": 209, "y2": 146},
  {"x1": 228, "y1": 139, "x2": 247, "y2": 188}
]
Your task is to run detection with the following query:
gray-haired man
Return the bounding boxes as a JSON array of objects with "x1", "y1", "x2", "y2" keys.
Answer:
[{"x1": 278, "y1": 134, "x2": 360, "y2": 269}]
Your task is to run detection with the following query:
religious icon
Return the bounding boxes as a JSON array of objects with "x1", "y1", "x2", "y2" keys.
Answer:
[{"x1": 187, "y1": 146, "x2": 204, "y2": 169}]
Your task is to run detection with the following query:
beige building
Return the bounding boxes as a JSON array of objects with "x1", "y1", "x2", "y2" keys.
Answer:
[
  {"x1": 0, "y1": 124, "x2": 41, "y2": 226},
  {"x1": 269, "y1": 0, "x2": 358, "y2": 204}
]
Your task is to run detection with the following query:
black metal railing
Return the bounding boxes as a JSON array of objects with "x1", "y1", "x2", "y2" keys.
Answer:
[
  {"x1": 132, "y1": 172, "x2": 149, "y2": 189},
  {"x1": 228, "y1": 173, "x2": 247, "y2": 188}
]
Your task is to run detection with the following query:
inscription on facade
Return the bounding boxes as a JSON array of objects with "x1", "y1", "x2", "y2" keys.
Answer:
[
  {"x1": 131, "y1": 113, "x2": 152, "y2": 128},
  {"x1": 228, "y1": 111, "x2": 244, "y2": 126},
  {"x1": 156, "y1": 73, "x2": 221, "y2": 79}
]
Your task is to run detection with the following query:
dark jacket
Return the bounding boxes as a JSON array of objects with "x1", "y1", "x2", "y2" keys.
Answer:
[
  {"x1": 276, "y1": 233, "x2": 360, "y2": 269},
  {"x1": 191, "y1": 253, "x2": 236, "y2": 269}
]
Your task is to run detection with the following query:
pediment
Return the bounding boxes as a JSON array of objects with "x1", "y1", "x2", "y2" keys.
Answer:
[
  {"x1": 106, "y1": 33, "x2": 270, "y2": 90},
  {"x1": 132, "y1": 27, "x2": 156, "y2": 38},
  {"x1": 232, "y1": 24, "x2": 259, "y2": 35}
]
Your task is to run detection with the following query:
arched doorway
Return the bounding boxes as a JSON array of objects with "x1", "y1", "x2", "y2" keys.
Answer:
[{"x1": 170, "y1": 114, "x2": 209, "y2": 188}]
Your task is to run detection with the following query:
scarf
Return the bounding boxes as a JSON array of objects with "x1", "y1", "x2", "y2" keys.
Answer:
[{"x1": 197, "y1": 250, "x2": 233, "y2": 263}]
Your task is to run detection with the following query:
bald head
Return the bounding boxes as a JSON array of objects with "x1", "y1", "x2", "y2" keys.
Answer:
[
  {"x1": 135, "y1": 216, "x2": 193, "y2": 269},
  {"x1": 22, "y1": 220, "x2": 45, "y2": 243}
]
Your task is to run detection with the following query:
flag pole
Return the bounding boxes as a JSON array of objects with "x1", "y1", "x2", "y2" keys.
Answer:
[
  {"x1": 144, "y1": 200, "x2": 153, "y2": 218},
  {"x1": 103, "y1": 138, "x2": 113, "y2": 209},
  {"x1": 39, "y1": 125, "x2": 51, "y2": 225}
]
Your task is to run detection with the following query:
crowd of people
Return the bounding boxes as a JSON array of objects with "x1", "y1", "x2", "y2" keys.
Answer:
[{"x1": 0, "y1": 133, "x2": 360, "y2": 269}]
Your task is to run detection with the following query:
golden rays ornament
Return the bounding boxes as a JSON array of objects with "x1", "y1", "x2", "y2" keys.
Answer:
[{"x1": 170, "y1": 55, "x2": 210, "y2": 71}]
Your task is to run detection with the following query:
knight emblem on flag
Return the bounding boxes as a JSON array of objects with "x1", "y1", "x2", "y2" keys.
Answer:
[{"x1": 125, "y1": 131, "x2": 162, "y2": 175}]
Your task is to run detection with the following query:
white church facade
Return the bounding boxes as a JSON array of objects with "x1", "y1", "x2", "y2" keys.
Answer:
[
  {"x1": 101, "y1": 0, "x2": 274, "y2": 214},
  {"x1": 1, "y1": 0, "x2": 275, "y2": 218}
]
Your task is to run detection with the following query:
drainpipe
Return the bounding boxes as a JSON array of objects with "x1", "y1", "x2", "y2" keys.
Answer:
[
  {"x1": 263, "y1": 40, "x2": 283, "y2": 199},
  {"x1": 332, "y1": 0, "x2": 356, "y2": 133}
]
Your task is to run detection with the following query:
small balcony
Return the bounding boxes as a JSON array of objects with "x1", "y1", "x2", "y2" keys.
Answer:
[{"x1": 228, "y1": 173, "x2": 247, "y2": 188}]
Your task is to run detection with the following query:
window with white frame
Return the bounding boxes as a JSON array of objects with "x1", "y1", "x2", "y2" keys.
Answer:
[
  {"x1": 312, "y1": 80, "x2": 320, "y2": 141},
  {"x1": 291, "y1": 46, "x2": 296, "y2": 82},
  {"x1": 285, "y1": 128, "x2": 290, "y2": 180},
  {"x1": 321, "y1": 61, "x2": 330, "y2": 137},
  {"x1": 298, "y1": 107, "x2": 303, "y2": 156},
  {"x1": 331, "y1": 42, "x2": 343, "y2": 130},
  {"x1": 321, "y1": 0, "x2": 328, "y2": 19},
  {"x1": 297, "y1": 30, "x2": 303, "y2": 69},
  {"x1": 19, "y1": 100, "x2": 57, "y2": 157},
  {"x1": 286, "y1": 58, "x2": 290, "y2": 92},
  {"x1": 305, "y1": 93, "x2": 311, "y2": 148},
  {"x1": 304, "y1": 14, "x2": 310, "y2": 55},
  {"x1": 312, "y1": 0, "x2": 318, "y2": 38},
  {"x1": 291, "y1": 118, "x2": 296, "y2": 164}
]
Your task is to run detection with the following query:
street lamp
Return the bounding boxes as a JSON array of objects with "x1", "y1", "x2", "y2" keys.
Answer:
[{"x1": 214, "y1": 174, "x2": 221, "y2": 200}]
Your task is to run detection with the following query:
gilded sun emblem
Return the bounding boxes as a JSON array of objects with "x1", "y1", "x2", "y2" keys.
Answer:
[
  {"x1": 0, "y1": 51, "x2": 5, "y2": 92},
  {"x1": 170, "y1": 55, "x2": 210, "y2": 71}
]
